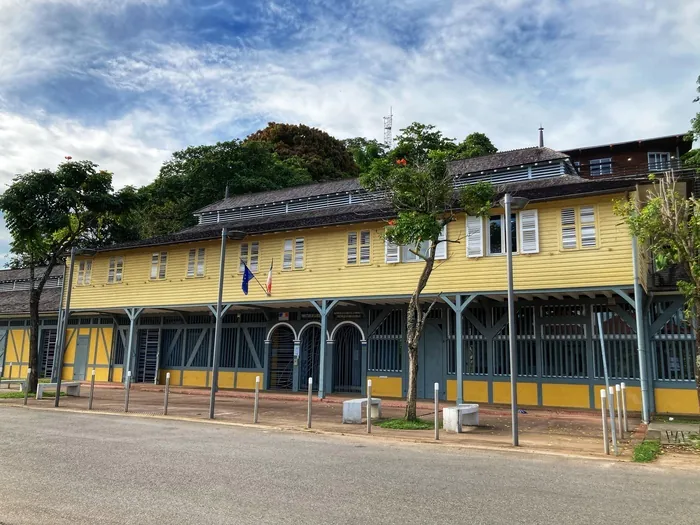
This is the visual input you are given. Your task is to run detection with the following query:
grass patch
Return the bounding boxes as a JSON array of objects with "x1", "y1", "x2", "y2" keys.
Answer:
[
  {"x1": 376, "y1": 418, "x2": 436, "y2": 430},
  {"x1": 653, "y1": 415, "x2": 700, "y2": 425},
  {"x1": 633, "y1": 439, "x2": 662, "y2": 463},
  {"x1": 0, "y1": 391, "x2": 65, "y2": 399}
]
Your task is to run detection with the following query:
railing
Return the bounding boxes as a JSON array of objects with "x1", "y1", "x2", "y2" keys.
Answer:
[{"x1": 575, "y1": 159, "x2": 700, "y2": 179}]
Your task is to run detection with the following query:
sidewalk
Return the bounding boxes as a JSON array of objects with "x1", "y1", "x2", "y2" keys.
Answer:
[{"x1": 0, "y1": 382, "x2": 640, "y2": 460}]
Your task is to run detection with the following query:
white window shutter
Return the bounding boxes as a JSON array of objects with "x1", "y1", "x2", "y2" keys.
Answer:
[
  {"x1": 385, "y1": 239, "x2": 400, "y2": 264},
  {"x1": 466, "y1": 216, "x2": 483, "y2": 258},
  {"x1": 434, "y1": 225, "x2": 447, "y2": 260},
  {"x1": 519, "y1": 210, "x2": 539, "y2": 254}
]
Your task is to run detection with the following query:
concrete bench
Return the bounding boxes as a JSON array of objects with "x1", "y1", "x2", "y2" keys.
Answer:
[
  {"x1": 0, "y1": 379, "x2": 26, "y2": 389},
  {"x1": 342, "y1": 398, "x2": 382, "y2": 424},
  {"x1": 36, "y1": 381, "x2": 81, "y2": 400},
  {"x1": 443, "y1": 404, "x2": 479, "y2": 433}
]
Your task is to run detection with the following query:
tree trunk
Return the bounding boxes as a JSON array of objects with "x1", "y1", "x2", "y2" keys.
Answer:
[
  {"x1": 695, "y1": 302, "x2": 700, "y2": 413},
  {"x1": 28, "y1": 288, "x2": 40, "y2": 393}
]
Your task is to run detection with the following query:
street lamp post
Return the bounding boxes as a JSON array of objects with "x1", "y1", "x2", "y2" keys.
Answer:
[
  {"x1": 54, "y1": 247, "x2": 95, "y2": 408},
  {"x1": 500, "y1": 193, "x2": 529, "y2": 447}
]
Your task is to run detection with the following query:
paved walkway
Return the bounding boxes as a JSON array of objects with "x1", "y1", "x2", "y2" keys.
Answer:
[{"x1": 0, "y1": 382, "x2": 642, "y2": 459}]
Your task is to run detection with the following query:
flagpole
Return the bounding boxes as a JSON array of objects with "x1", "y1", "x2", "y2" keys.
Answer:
[{"x1": 239, "y1": 258, "x2": 270, "y2": 296}]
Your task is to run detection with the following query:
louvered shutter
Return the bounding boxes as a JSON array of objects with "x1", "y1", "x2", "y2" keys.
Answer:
[
  {"x1": 434, "y1": 225, "x2": 447, "y2": 260},
  {"x1": 561, "y1": 208, "x2": 577, "y2": 249},
  {"x1": 579, "y1": 206, "x2": 596, "y2": 247},
  {"x1": 385, "y1": 239, "x2": 400, "y2": 263},
  {"x1": 519, "y1": 210, "x2": 539, "y2": 254},
  {"x1": 466, "y1": 216, "x2": 483, "y2": 258}
]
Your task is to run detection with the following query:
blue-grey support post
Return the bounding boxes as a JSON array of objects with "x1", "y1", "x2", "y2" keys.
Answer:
[
  {"x1": 52, "y1": 264, "x2": 66, "y2": 383},
  {"x1": 123, "y1": 307, "x2": 143, "y2": 386},
  {"x1": 54, "y1": 248, "x2": 77, "y2": 407},
  {"x1": 209, "y1": 226, "x2": 228, "y2": 420},
  {"x1": 312, "y1": 299, "x2": 338, "y2": 399},
  {"x1": 360, "y1": 340, "x2": 368, "y2": 396},
  {"x1": 597, "y1": 313, "x2": 618, "y2": 455},
  {"x1": 441, "y1": 294, "x2": 477, "y2": 405},
  {"x1": 292, "y1": 340, "x2": 301, "y2": 392},
  {"x1": 631, "y1": 235, "x2": 650, "y2": 423},
  {"x1": 504, "y1": 193, "x2": 519, "y2": 446}
]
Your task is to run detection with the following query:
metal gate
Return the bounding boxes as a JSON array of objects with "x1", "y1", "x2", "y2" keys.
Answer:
[
  {"x1": 300, "y1": 326, "x2": 321, "y2": 391},
  {"x1": 39, "y1": 329, "x2": 57, "y2": 379},
  {"x1": 136, "y1": 329, "x2": 159, "y2": 383},
  {"x1": 333, "y1": 325, "x2": 362, "y2": 393},
  {"x1": 270, "y1": 326, "x2": 294, "y2": 390}
]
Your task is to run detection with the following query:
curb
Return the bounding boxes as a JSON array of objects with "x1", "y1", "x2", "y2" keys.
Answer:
[{"x1": 2, "y1": 404, "x2": 623, "y2": 463}]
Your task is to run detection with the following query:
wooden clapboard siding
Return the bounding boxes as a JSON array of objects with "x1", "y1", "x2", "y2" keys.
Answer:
[{"x1": 68, "y1": 193, "x2": 634, "y2": 309}]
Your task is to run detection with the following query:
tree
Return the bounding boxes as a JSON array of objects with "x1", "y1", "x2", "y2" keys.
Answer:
[
  {"x1": 389, "y1": 123, "x2": 456, "y2": 165},
  {"x1": 615, "y1": 173, "x2": 700, "y2": 411},
  {"x1": 683, "y1": 75, "x2": 700, "y2": 166},
  {"x1": 342, "y1": 137, "x2": 386, "y2": 174},
  {"x1": 0, "y1": 160, "x2": 127, "y2": 393},
  {"x1": 361, "y1": 152, "x2": 494, "y2": 420},
  {"x1": 454, "y1": 132, "x2": 498, "y2": 160},
  {"x1": 132, "y1": 139, "x2": 312, "y2": 238},
  {"x1": 246, "y1": 123, "x2": 359, "y2": 181}
]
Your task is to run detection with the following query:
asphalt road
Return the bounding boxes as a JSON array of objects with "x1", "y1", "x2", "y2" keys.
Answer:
[{"x1": 0, "y1": 409, "x2": 698, "y2": 525}]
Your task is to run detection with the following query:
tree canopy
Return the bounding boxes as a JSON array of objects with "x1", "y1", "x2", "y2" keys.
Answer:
[
  {"x1": 0, "y1": 160, "x2": 130, "y2": 392},
  {"x1": 389, "y1": 122, "x2": 457, "y2": 165},
  {"x1": 454, "y1": 132, "x2": 498, "y2": 160},
  {"x1": 683, "y1": 75, "x2": 700, "y2": 166},
  {"x1": 246, "y1": 122, "x2": 359, "y2": 181},
  {"x1": 342, "y1": 137, "x2": 386, "y2": 175}
]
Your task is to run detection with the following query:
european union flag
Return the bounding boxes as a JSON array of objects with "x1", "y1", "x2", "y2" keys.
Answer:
[{"x1": 241, "y1": 265, "x2": 254, "y2": 295}]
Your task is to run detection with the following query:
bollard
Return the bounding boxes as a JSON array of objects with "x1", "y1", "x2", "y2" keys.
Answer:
[
  {"x1": 434, "y1": 382, "x2": 439, "y2": 441},
  {"x1": 620, "y1": 382, "x2": 628, "y2": 433},
  {"x1": 9, "y1": 364, "x2": 13, "y2": 385},
  {"x1": 615, "y1": 384, "x2": 623, "y2": 438},
  {"x1": 608, "y1": 385, "x2": 618, "y2": 455},
  {"x1": 253, "y1": 376, "x2": 260, "y2": 424},
  {"x1": 367, "y1": 379, "x2": 372, "y2": 434},
  {"x1": 307, "y1": 377, "x2": 313, "y2": 429},
  {"x1": 23, "y1": 368, "x2": 31, "y2": 406},
  {"x1": 124, "y1": 371, "x2": 131, "y2": 413},
  {"x1": 88, "y1": 369, "x2": 96, "y2": 410},
  {"x1": 600, "y1": 389, "x2": 609, "y2": 455},
  {"x1": 164, "y1": 372, "x2": 171, "y2": 416}
]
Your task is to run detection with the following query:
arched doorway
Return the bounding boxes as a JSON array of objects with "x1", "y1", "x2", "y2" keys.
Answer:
[
  {"x1": 299, "y1": 325, "x2": 321, "y2": 392},
  {"x1": 269, "y1": 325, "x2": 295, "y2": 390},
  {"x1": 333, "y1": 325, "x2": 362, "y2": 393}
]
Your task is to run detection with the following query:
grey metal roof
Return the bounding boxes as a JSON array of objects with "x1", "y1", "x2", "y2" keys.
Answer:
[
  {"x1": 448, "y1": 147, "x2": 569, "y2": 176},
  {"x1": 0, "y1": 266, "x2": 63, "y2": 283},
  {"x1": 0, "y1": 287, "x2": 62, "y2": 315}
]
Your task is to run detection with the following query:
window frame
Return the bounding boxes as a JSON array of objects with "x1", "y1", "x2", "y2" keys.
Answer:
[
  {"x1": 347, "y1": 230, "x2": 372, "y2": 266},
  {"x1": 282, "y1": 237, "x2": 305, "y2": 270},
  {"x1": 239, "y1": 242, "x2": 259, "y2": 273},
  {"x1": 560, "y1": 205, "x2": 599, "y2": 250},
  {"x1": 107, "y1": 256, "x2": 124, "y2": 284},
  {"x1": 648, "y1": 152, "x2": 671, "y2": 172},
  {"x1": 487, "y1": 213, "x2": 518, "y2": 256},
  {"x1": 77, "y1": 260, "x2": 92, "y2": 286},
  {"x1": 150, "y1": 252, "x2": 168, "y2": 280},
  {"x1": 186, "y1": 248, "x2": 206, "y2": 278},
  {"x1": 589, "y1": 158, "x2": 612, "y2": 176}
]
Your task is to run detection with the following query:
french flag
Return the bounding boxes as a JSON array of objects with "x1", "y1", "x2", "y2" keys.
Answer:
[{"x1": 266, "y1": 260, "x2": 273, "y2": 296}]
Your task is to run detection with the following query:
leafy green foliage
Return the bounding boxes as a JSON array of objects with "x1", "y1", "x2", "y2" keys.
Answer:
[
  {"x1": 389, "y1": 122, "x2": 456, "y2": 165},
  {"x1": 342, "y1": 137, "x2": 386, "y2": 174},
  {"x1": 246, "y1": 122, "x2": 359, "y2": 181},
  {"x1": 454, "y1": 132, "x2": 498, "y2": 160},
  {"x1": 130, "y1": 140, "x2": 313, "y2": 238},
  {"x1": 633, "y1": 440, "x2": 662, "y2": 462},
  {"x1": 0, "y1": 391, "x2": 64, "y2": 399}
]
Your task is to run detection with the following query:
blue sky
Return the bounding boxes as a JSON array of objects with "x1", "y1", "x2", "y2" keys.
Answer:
[{"x1": 0, "y1": 0, "x2": 699, "y2": 260}]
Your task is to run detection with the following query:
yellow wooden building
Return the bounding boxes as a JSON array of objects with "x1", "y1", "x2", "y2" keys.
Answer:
[{"x1": 2, "y1": 146, "x2": 697, "y2": 415}]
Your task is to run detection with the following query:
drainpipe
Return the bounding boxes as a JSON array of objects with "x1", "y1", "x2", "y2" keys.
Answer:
[{"x1": 632, "y1": 235, "x2": 650, "y2": 423}]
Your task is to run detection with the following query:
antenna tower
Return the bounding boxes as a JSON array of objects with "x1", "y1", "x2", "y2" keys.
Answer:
[{"x1": 383, "y1": 107, "x2": 393, "y2": 149}]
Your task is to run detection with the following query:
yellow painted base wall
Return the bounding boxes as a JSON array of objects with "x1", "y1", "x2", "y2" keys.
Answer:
[
  {"x1": 542, "y1": 384, "x2": 589, "y2": 408},
  {"x1": 446, "y1": 380, "x2": 489, "y2": 403},
  {"x1": 655, "y1": 388, "x2": 700, "y2": 415},
  {"x1": 493, "y1": 382, "x2": 538, "y2": 406},
  {"x1": 368, "y1": 376, "x2": 402, "y2": 398},
  {"x1": 158, "y1": 369, "x2": 180, "y2": 385},
  {"x1": 236, "y1": 371, "x2": 264, "y2": 390},
  {"x1": 182, "y1": 370, "x2": 208, "y2": 387},
  {"x1": 113, "y1": 367, "x2": 123, "y2": 383},
  {"x1": 593, "y1": 384, "x2": 642, "y2": 412}
]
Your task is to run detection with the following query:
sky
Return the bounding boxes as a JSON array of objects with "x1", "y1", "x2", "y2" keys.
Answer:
[{"x1": 0, "y1": 0, "x2": 699, "y2": 260}]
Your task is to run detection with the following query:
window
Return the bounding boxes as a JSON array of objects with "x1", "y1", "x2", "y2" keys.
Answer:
[
  {"x1": 347, "y1": 231, "x2": 371, "y2": 265},
  {"x1": 589, "y1": 158, "x2": 612, "y2": 176},
  {"x1": 239, "y1": 242, "x2": 259, "y2": 272},
  {"x1": 187, "y1": 248, "x2": 206, "y2": 277},
  {"x1": 519, "y1": 210, "x2": 539, "y2": 254},
  {"x1": 107, "y1": 257, "x2": 123, "y2": 283},
  {"x1": 466, "y1": 216, "x2": 484, "y2": 258},
  {"x1": 648, "y1": 152, "x2": 671, "y2": 171},
  {"x1": 150, "y1": 252, "x2": 167, "y2": 280},
  {"x1": 384, "y1": 226, "x2": 447, "y2": 263},
  {"x1": 488, "y1": 214, "x2": 517, "y2": 255},
  {"x1": 283, "y1": 238, "x2": 305, "y2": 270},
  {"x1": 77, "y1": 260, "x2": 92, "y2": 286},
  {"x1": 561, "y1": 206, "x2": 597, "y2": 249}
]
